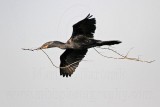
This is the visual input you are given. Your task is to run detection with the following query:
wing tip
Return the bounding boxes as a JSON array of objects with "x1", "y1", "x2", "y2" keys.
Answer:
[
  {"x1": 60, "y1": 74, "x2": 72, "y2": 77},
  {"x1": 60, "y1": 70, "x2": 72, "y2": 77},
  {"x1": 86, "y1": 13, "x2": 93, "y2": 19}
]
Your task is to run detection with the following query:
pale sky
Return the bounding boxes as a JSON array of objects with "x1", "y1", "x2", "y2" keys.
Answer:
[{"x1": 0, "y1": 0, "x2": 160, "y2": 107}]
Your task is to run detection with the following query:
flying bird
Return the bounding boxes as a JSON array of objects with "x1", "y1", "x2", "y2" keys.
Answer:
[{"x1": 38, "y1": 14, "x2": 121, "y2": 77}]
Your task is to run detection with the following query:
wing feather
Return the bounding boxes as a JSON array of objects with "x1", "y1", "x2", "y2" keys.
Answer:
[
  {"x1": 72, "y1": 14, "x2": 96, "y2": 38},
  {"x1": 60, "y1": 49, "x2": 88, "y2": 77}
]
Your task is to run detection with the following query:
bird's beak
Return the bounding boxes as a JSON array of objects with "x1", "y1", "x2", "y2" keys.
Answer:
[
  {"x1": 38, "y1": 44, "x2": 49, "y2": 50},
  {"x1": 33, "y1": 45, "x2": 48, "y2": 51}
]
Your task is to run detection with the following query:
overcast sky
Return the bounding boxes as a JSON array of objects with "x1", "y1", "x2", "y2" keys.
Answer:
[{"x1": 0, "y1": 0, "x2": 160, "y2": 107}]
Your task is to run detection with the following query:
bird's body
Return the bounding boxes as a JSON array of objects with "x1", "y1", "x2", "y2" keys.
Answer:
[
  {"x1": 39, "y1": 14, "x2": 121, "y2": 77},
  {"x1": 66, "y1": 36, "x2": 98, "y2": 49}
]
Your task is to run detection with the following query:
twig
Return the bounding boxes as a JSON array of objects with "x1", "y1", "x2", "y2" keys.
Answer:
[
  {"x1": 93, "y1": 48, "x2": 120, "y2": 59},
  {"x1": 22, "y1": 48, "x2": 35, "y2": 51},
  {"x1": 94, "y1": 47, "x2": 155, "y2": 63},
  {"x1": 22, "y1": 46, "x2": 155, "y2": 71}
]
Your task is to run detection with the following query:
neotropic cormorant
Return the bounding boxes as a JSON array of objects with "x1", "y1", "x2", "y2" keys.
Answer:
[{"x1": 38, "y1": 14, "x2": 121, "y2": 77}]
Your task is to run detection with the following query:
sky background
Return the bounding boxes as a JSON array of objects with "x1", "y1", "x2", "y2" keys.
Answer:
[{"x1": 0, "y1": 0, "x2": 160, "y2": 107}]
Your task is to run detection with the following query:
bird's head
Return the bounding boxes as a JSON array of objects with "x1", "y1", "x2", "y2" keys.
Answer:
[{"x1": 37, "y1": 41, "x2": 64, "y2": 50}]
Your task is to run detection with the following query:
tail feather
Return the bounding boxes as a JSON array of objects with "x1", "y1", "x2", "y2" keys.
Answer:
[{"x1": 96, "y1": 40, "x2": 121, "y2": 46}]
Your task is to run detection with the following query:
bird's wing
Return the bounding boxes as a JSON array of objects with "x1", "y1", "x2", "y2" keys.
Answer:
[
  {"x1": 71, "y1": 14, "x2": 96, "y2": 38},
  {"x1": 60, "y1": 49, "x2": 88, "y2": 77}
]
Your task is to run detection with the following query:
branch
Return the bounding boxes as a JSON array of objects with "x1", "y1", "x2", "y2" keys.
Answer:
[
  {"x1": 94, "y1": 47, "x2": 155, "y2": 63},
  {"x1": 22, "y1": 48, "x2": 33, "y2": 51},
  {"x1": 22, "y1": 46, "x2": 155, "y2": 71},
  {"x1": 22, "y1": 48, "x2": 38, "y2": 51}
]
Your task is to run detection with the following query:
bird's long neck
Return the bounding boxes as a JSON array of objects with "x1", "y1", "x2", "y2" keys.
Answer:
[{"x1": 52, "y1": 41, "x2": 68, "y2": 49}]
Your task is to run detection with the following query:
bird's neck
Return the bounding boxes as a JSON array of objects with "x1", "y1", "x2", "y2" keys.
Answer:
[{"x1": 52, "y1": 41, "x2": 68, "y2": 49}]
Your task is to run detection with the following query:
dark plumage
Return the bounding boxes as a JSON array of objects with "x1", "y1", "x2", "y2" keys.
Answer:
[
  {"x1": 60, "y1": 49, "x2": 88, "y2": 77},
  {"x1": 72, "y1": 14, "x2": 96, "y2": 38},
  {"x1": 39, "y1": 14, "x2": 121, "y2": 77}
]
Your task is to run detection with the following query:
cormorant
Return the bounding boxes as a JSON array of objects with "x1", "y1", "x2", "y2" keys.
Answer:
[{"x1": 38, "y1": 14, "x2": 121, "y2": 77}]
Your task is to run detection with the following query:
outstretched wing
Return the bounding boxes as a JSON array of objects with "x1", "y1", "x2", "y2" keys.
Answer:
[
  {"x1": 71, "y1": 14, "x2": 96, "y2": 38},
  {"x1": 60, "y1": 49, "x2": 88, "y2": 77}
]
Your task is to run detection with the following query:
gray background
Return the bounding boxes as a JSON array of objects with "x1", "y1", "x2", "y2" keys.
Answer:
[{"x1": 0, "y1": 0, "x2": 160, "y2": 107}]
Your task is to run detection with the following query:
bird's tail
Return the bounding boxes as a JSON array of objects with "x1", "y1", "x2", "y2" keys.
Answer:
[{"x1": 96, "y1": 40, "x2": 121, "y2": 46}]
